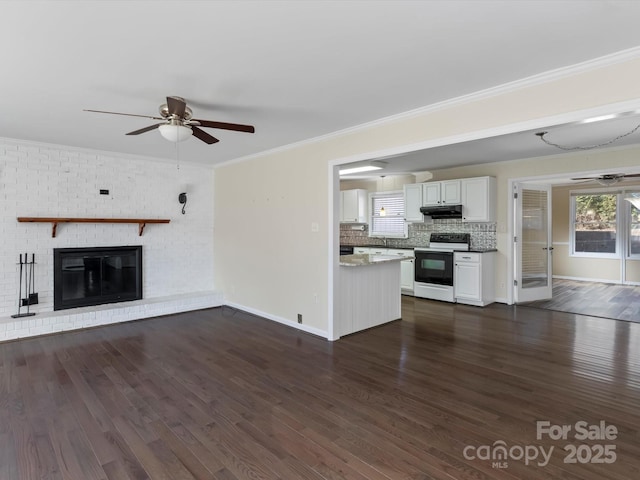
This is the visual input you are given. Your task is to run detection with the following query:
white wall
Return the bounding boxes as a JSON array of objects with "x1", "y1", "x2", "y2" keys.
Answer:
[
  {"x1": 213, "y1": 53, "x2": 640, "y2": 337},
  {"x1": 0, "y1": 139, "x2": 215, "y2": 319}
]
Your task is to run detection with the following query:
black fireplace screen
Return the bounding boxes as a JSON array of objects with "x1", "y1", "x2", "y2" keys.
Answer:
[{"x1": 53, "y1": 246, "x2": 142, "y2": 311}]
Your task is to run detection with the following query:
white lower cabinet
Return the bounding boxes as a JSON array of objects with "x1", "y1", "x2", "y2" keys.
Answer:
[
  {"x1": 386, "y1": 249, "x2": 414, "y2": 294},
  {"x1": 454, "y1": 251, "x2": 495, "y2": 306},
  {"x1": 352, "y1": 247, "x2": 414, "y2": 295},
  {"x1": 400, "y1": 258, "x2": 414, "y2": 294}
]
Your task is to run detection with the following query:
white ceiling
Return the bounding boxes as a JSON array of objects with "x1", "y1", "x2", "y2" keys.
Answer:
[{"x1": 3, "y1": 1, "x2": 640, "y2": 167}]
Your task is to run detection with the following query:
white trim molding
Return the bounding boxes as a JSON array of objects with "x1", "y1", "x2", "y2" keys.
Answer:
[
  {"x1": 224, "y1": 302, "x2": 329, "y2": 340},
  {"x1": 218, "y1": 46, "x2": 640, "y2": 169}
]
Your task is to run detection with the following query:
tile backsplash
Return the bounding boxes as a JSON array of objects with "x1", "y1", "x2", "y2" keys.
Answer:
[{"x1": 340, "y1": 219, "x2": 496, "y2": 250}]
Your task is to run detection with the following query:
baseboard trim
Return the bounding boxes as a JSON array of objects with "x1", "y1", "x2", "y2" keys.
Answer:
[
  {"x1": 224, "y1": 301, "x2": 329, "y2": 339},
  {"x1": 553, "y1": 275, "x2": 619, "y2": 284}
]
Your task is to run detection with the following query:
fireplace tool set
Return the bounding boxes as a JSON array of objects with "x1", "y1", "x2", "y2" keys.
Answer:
[{"x1": 12, "y1": 253, "x2": 39, "y2": 318}]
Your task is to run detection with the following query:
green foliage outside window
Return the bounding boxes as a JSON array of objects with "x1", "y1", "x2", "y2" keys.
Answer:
[{"x1": 574, "y1": 194, "x2": 617, "y2": 230}]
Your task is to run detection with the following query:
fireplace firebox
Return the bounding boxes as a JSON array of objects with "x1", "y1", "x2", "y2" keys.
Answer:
[{"x1": 53, "y1": 246, "x2": 142, "y2": 311}]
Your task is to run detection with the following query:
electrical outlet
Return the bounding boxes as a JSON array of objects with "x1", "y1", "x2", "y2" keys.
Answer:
[{"x1": 297, "y1": 314, "x2": 302, "y2": 324}]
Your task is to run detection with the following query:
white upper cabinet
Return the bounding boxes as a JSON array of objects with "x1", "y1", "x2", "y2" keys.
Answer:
[
  {"x1": 461, "y1": 176, "x2": 496, "y2": 222},
  {"x1": 422, "y1": 182, "x2": 441, "y2": 206},
  {"x1": 340, "y1": 189, "x2": 368, "y2": 223},
  {"x1": 403, "y1": 183, "x2": 424, "y2": 222},
  {"x1": 441, "y1": 180, "x2": 462, "y2": 204},
  {"x1": 422, "y1": 180, "x2": 461, "y2": 206}
]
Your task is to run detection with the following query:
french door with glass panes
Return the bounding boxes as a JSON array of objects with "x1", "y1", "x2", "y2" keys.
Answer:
[{"x1": 514, "y1": 183, "x2": 553, "y2": 303}]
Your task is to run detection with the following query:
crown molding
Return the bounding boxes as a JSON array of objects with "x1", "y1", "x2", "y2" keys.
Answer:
[{"x1": 217, "y1": 45, "x2": 640, "y2": 168}]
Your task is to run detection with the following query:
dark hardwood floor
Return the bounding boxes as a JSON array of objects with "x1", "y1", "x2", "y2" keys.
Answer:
[
  {"x1": 523, "y1": 279, "x2": 640, "y2": 323},
  {"x1": 1, "y1": 298, "x2": 639, "y2": 479}
]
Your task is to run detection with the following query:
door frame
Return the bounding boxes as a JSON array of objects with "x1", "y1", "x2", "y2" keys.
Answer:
[
  {"x1": 506, "y1": 169, "x2": 628, "y2": 304},
  {"x1": 513, "y1": 182, "x2": 553, "y2": 303},
  {"x1": 507, "y1": 174, "x2": 560, "y2": 305},
  {"x1": 506, "y1": 175, "x2": 553, "y2": 305},
  {"x1": 330, "y1": 100, "x2": 640, "y2": 337}
]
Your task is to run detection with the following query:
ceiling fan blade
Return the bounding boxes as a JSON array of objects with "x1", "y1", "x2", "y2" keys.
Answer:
[
  {"x1": 191, "y1": 119, "x2": 255, "y2": 133},
  {"x1": 623, "y1": 173, "x2": 640, "y2": 178},
  {"x1": 84, "y1": 109, "x2": 164, "y2": 120},
  {"x1": 192, "y1": 126, "x2": 219, "y2": 144},
  {"x1": 126, "y1": 123, "x2": 164, "y2": 135},
  {"x1": 570, "y1": 177, "x2": 599, "y2": 180},
  {"x1": 167, "y1": 96, "x2": 186, "y2": 118}
]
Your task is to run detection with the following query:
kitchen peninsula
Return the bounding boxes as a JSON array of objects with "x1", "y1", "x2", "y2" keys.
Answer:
[{"x1": 338, "y1": 253, "x2": 409, "y2": 337}]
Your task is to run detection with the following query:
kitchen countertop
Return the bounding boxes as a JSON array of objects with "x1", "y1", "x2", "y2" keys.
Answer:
[
  {"x1": 339, "y1": 253, "x2": 412, "y2": 267},
  {"x1": 346, "y1": 245, "x2": 497, "y2": 253}
]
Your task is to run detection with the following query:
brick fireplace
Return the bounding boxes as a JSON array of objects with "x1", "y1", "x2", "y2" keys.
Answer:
[{"x1": 0, "y1": 138, "x2": 221, "y2": 341}]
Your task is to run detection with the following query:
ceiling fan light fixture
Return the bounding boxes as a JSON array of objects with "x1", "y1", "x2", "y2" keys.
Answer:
[
  {"x1": 159, "y1": 124, "x2": 192, "y2": 142},
  {"x1": 596, "y1": 176, "x2": 622, "y2": 186}
]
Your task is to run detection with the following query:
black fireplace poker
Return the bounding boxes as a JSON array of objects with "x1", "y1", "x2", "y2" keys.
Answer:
[{"x1": 12, "y1": 253, "x2": 38, "y2": 319}]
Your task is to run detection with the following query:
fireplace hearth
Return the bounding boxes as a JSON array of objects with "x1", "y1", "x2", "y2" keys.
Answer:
[{"x1": 53, "y1": 246, "x2": 142, "y2": 311}]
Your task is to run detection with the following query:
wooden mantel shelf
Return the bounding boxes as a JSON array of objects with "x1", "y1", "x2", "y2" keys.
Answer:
[{"x1": 17, "y1": 217, "x2": 171, "y2": 237}]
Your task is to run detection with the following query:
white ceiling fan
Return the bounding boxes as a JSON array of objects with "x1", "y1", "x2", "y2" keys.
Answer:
[{"x1": 570, "y1": 172, "x2": 640, "y2": 186}]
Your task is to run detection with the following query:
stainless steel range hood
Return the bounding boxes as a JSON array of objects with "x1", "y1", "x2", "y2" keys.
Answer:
[{"x1": 419, "y1": 205, "x2": 463, "y2": 219}]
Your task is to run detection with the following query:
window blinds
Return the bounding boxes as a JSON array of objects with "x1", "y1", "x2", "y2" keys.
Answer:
[{"x1": 370, "y1": 193, "x2": 406, "y2": 237}]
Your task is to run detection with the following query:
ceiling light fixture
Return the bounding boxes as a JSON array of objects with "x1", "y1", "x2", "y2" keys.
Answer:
[
  {"x1": 159, "y1": 122, "x2": 192, "y2": 142},
  {"x1": 339, "y1": 160, "x2": 387, "y2": 175},
  {"x1": 535, "y1": 118, "x2": 640, "y2": 151},
  {"x1": 339, "y1": 165, "x2": 383, "y2": 175},
  {"x1": 596, "y1": 176, "x2": 622, "y2": 186},
  {"x1": 580, "y1": 114, "x2": 618, "y2": 124}
]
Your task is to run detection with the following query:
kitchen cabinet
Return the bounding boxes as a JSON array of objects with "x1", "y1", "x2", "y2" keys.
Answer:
[
  {"x1": 422, "y1": 180, "x2": 461, "y2": 206},
  {"x1": 340, "y1": 189, "x2": 368, "y2": 223},
  {"x1": 454, "y1": 251, "x2": 495, "y2": 306},
  {"x1": 338, "y1": 258, "x2": 403, "y2": 338},
  {"x1": 386, "y1": 249, "x2": 414, "y2": 294},
  {"x1": 350, "y1": 247, "x2": 414, "y2": 294},
  {"x1": 400, "y1": 258, "x2": 414, "y2": 293},
  {"x1": 461, "y1": 176, "x2": 496, "y2": 222},
  {"x1": 403, "y1": 183, "x2": 424, "y2": 222}
]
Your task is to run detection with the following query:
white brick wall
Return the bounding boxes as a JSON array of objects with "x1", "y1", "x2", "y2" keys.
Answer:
[{"x1": 0, "y1": 138, "x2": 219, "y2": 336}]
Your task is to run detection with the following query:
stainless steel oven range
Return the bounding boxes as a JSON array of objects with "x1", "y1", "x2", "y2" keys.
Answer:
[{"x1": 414, "y1": 233, "x2": 470, "y2": 302}]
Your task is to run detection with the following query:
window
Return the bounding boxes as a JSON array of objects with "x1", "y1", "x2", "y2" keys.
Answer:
[
  {"x1": 369, "y1": 191, "x2": 407, "y2": 238},
  {"x1": 628, "y1": 193, "x2": 640, "y2": 256},
  {"x1": 571, "y1": 193, "x2": 618, "y2": 256},
  {"x1": 571, "y1": 189, "x2": 640, "y2": 260}
]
